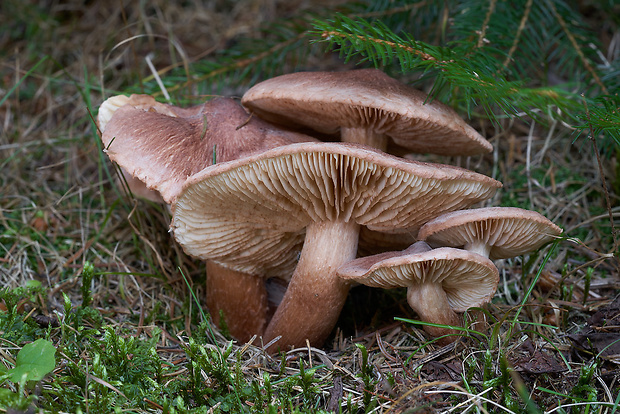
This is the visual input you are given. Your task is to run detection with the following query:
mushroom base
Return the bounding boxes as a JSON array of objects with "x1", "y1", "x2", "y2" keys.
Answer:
[{"x1": 406, "y1": 282, "x2": 462, "y2": 344}]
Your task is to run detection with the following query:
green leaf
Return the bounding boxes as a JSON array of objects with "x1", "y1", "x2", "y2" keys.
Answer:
[{"x1": 8, "y1": 339, "x2": 56, "y2": 383}]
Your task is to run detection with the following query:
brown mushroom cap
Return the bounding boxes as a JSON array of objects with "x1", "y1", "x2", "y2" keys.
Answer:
[
  {"x1": 172, "y1": 142, "x2": 501, "y2": 349},
  {"x1": 417, "y1": 207, "x2": 563, "y2": 260},
  {"x1": 241, "y1": 69, "x2": 492, "y2": 155},
  {"x1": 99, "y1": 95, "x2": 315, "y2": 203},
  {"x1": 337, "y1": 244, "x2": 499, "y2": 313}
]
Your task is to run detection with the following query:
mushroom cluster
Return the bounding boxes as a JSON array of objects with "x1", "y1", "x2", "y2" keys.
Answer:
[{"x1": 97, "y1": 68, "x2": 561, "y2": 350}]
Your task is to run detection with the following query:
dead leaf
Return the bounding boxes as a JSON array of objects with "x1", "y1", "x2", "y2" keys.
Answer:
[
  {"x1": 509, "y1": 339, "x2": 567, "y2": 374},
  {"x1": 568, "y1": 294, "x2": 620, "y2": 363}
]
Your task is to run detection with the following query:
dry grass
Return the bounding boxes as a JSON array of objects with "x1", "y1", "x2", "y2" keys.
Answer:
[{"x1": 1, "y1": 1, "x2": 618, "y2": 413}]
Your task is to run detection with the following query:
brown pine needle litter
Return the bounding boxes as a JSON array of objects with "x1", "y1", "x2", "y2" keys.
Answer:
[{"x1": 0, "y1": 1, "x2": 618, "y2": 412}]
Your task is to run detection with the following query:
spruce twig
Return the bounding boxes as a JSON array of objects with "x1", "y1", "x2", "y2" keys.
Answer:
[
  {"x1": 314, "y1": 14, "x2": 582, "y2": 124},
  {"x1": 320, "y1": 29, "x2": 439, "y2": 62}
]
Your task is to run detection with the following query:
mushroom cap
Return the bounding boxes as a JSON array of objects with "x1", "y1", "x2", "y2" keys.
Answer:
[
  {"x1": 337, "y1": 246, "x2": 499, "y2": 312},
  {"x1": 171, "y1": 142, "x2": 501, "y2": 279},
  {"x1": 417, "y1": 207, "x2": 563, "y2": 260},
  {"x1": 241, "y1": 69, "x2": 492, "y2": 156},
  {"x1": 99, "y1": 95, "x2": 315, "y2": 203}
]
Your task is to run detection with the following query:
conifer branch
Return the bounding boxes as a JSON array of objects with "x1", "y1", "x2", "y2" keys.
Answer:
[
  {"x1": 574, "y1": 96, "x2": 620, "y2": 146},
  {"x1": 582, "y1": 96, "x2": 618, "y2": 254},
  {"x1": 314, "y1": 14, "x2": 581, "y2": 123}
]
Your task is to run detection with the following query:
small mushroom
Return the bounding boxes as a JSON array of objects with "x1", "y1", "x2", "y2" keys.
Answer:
[
  {"x1": 241, "y1": 69, "x2": 492, "y2": 155},
  {"x1": 337, "y1": 241, "x2": 499, "y2": 342},
  {"x1": 417, "y1": 207, "x2": 563, "y2": 260},
  {"x1": 171, "y1": 142, "x2": 502, "y2": 350},
  {"x1": 98, "y1": 95, "x2": 316, "y2": 342}
]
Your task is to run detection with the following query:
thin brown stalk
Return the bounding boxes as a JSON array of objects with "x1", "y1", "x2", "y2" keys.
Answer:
[
  {"x1": 475, "y1": 0, "x2": 497, "y2": 49},
  {"x1": 502, "y1": 0, "x2": 533, "y2": 70},
  {"x1": 548, "y1": 0, "x2": 608, "y2": 94}
]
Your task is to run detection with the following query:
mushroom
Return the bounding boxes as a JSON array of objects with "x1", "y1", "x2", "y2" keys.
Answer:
[
  {"x1": 417, "y1": 207, "x2": 563, "y2": 260},
  {"x1": 241, "y1": 68, "x2": 492, "y2": 155},
  {"x1": 337, "y1": 241, "x2": 499, "y2": 343},
  {"x1": 171, "y1": 142, "x2": 502, "y2": 350},
  {"x1": 98, "y1": 95, "x2": 316, "y2": 341}
]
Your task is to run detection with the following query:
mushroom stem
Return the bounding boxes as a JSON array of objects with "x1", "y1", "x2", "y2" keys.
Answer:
[
  {"x1": 464, "y1": 240, "x2": 492, "y2": 258},
  {"x1": 406, "y1": 282, "x2": 462, "y2": 344},
  {"x1": 206, "y1": 261, "x2": 268, "y2": 342},
  {"x1": 341, "y1": 127, "x2": 388, "y2": 152},
  {"x1": 263, "y1": 220, "x2": 360, "y2": 351}
]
